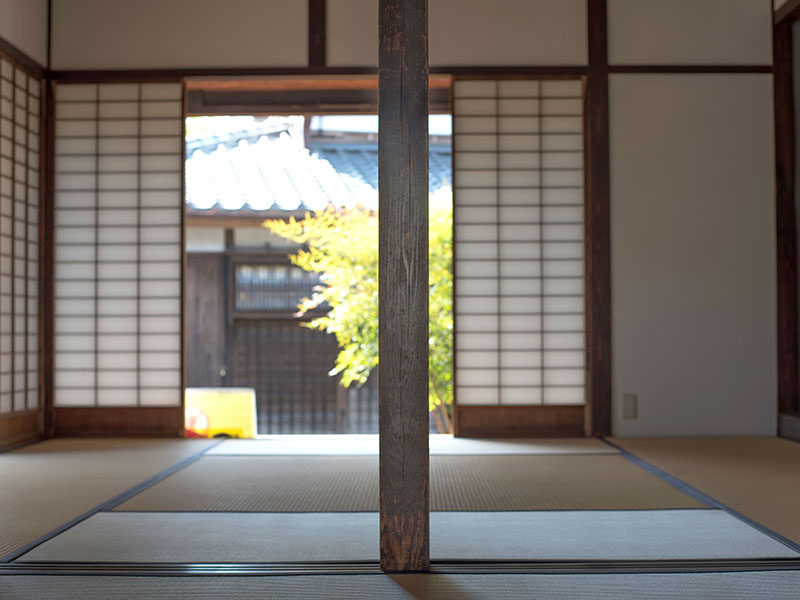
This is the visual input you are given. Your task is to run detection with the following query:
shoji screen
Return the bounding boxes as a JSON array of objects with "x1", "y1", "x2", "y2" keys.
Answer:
[
  {"x1": 54, "y1": 82, "x2": 183, "y2": 408},
  {"x1": 0, "y1": 57, "x2": 40, "y2": 416},
  {"x1": 453, "y1": 79, "x2": 585, "y2": 406}
]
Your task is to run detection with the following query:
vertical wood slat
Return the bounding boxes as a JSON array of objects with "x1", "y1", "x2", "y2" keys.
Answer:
[
  {"x1": 584, "y1": 0, "x2": 612, "y2": 436},
  {"x1": 774, "y1": 23, "x2": 799, "y2": 416},
  {"x1": 378, "y1": 0, "x2": 430, "y2": 573},
  {"x1": 42, "y1": 80, "x2": 55, "y2": 436},
  {"x1": 308, "y1": 0, "x2": 327, "y2": 69}
]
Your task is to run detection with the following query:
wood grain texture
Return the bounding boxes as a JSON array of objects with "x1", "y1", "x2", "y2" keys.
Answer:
[
  {"x1": 51, "y1": 407, "x2": 184, "y2": 437},
  {"x1": 378, "y1": 0, "x2": 430, "y2": 573},
  {"x1": 774, "y1": 24, "x2": 799, "y2": 416},
  {"x1": 185, "y1": 255, "x2": 227, "y2": 388},
  {"x1": 454, "y1": 406, "x2": 584, "y2": 438},
  {"x1": 584, "y1": 0, "x2": 612, "y2": 436},
  {"x1": 0, "y1": 410, "x2": 42, "y2": 451}
]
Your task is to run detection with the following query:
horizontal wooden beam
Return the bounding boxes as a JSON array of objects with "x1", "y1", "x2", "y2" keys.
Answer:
[
  {"x1": 776, "y1": 0, "x2": 800, "y2": 24},
  {"x1": 51, "y1": 407, "x2": 184, "y2": 437},
  {"x1": 0, "y1": 36, "x2": 47, "y2": 78},
  {"x1": 609, "y1": 65, "x2": 773, "y2": 74},
  {"x1": 454, "y1": 405, "x2": 584, "y2": 438},
  {"x1": 50, "y1": 66, "x2": 587, "y2": 83},
  {"x1": 186, "y1": 86, "x2": 452, "y2": 116}
]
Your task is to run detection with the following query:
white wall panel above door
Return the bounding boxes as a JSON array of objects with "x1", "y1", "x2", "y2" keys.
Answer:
[
  {"x1": 51, "y1": 0, "x2": 308, "y2": 69},
  {"x1": 0, "y1": 0, "x2": 48, "y2": 66},
  {"x1": 327, "y1": 0, "x2": 587, "y2": 67},
  {"x1": 608, "y1": 0, "x2": 772, "y2": 66}
]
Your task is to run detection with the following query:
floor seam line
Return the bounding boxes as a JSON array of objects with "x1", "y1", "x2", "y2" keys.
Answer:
[
  {"x1": 0, "y1": 439, "x2": 225, "y2": 564},
  {"x1": 601, "y1": 438, "x2": 800, "y2": 556}
]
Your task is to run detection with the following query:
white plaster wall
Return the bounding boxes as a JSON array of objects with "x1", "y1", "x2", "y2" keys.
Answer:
[
  {"x1": 0, "y1": 0, "x2": 48, "y2": 66},
  {"x1": 328, "y1": 0, "x2": 587, "y2": 67},
  {"x1": 610, "y1": 74, "x2": 777, "y2": 436},
  {"x1": 609, "y1": 0, "x2": 772, "y2": 66},
  {"x1": 51, "y1": 0, "x2": 307, "y2": 69}
]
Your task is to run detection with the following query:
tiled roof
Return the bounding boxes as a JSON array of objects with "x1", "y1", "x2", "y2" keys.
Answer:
[{"x1": 185, "y1": 129, "x2": 451, "y2": 214}]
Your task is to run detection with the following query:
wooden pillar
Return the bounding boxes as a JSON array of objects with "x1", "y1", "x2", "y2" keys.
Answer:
[
  {"x1": 585, "y1": 0, "x2": 612, "y2": 437},
  {"x1": 774, "y1": 23, "x2": 799, "y2": 417},
  {"x1": 378, "y1": 0, "x2": 430, "y2": 573}
]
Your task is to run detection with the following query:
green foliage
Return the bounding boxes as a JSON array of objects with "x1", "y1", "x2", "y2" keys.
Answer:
[{"x1": 264, "y1": 194, "x2": 453, "y2": 431}]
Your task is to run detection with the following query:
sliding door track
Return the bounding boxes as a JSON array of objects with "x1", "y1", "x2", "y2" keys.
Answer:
[{"x1": 2, "y1": 558, "x2": 800, "y2": 577}]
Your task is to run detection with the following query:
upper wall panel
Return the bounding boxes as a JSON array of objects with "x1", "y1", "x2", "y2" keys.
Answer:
[
  {"x1": 0, "y1": 0, "x2": 48, "y2": 66},
  {"x1": 328, "y1": 0, "x2": 587, "y2": 67},
  {"x1": 51, "y1": 0, "x2": 308, "y2": 70},
  {"x1": 608, "y1": 0, "x2": 772, "y2": 66}
]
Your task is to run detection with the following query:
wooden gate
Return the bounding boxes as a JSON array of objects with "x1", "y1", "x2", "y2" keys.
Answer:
[{"x1": 186, "y1": 253, "x2": 379, "y2": 434}]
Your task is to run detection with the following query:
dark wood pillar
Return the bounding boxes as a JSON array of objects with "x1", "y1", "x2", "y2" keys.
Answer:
[
  {"x1": 584, "y1": 0, "x2": 612, "y2": 436},
  {"x1": 774, "y1": 23, "x2": 799, "y2": 418},
  {"x1": 378, "y1": 0, "x2": 430, "y2": 573}
]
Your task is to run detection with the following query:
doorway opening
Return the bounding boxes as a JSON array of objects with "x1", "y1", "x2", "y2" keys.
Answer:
[{"x1": 183, "y1": 79, "x2": 453, "y2": 436}]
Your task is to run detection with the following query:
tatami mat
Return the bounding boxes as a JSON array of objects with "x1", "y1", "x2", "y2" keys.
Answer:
[
  {"x1": 0, "y1": 439, "x2": 214, "y2": 559},
  {"x1": 2, "y1": 572, "x2": 800, "y2": 600},
  {"x1": 115, "y1": 454, "x2": 704, "y2": 512},
  {"x1": 209, "y1": 436, "x2": 618, "y2": 456},
  {"x1": 19, "y1": 509, "x2": 798, "y2": 563},
  {"x1": 610, "y1": 437, "x2": 800, "y2": 544}
]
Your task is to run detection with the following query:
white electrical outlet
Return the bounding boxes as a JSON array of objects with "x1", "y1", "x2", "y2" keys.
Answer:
[{"x1": 622, "y1": 393, "x2": 638, "y2": 419}]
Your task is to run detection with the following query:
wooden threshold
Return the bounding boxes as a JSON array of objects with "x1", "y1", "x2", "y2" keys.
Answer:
[
  {"x1": 454, "y1": 405, "x2": 585, "y2": 438},
  {"x1": 51, "y1": 407, "x2": 184, "y2": 438}
]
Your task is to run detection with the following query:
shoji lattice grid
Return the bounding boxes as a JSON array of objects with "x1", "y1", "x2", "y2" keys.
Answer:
[
  {"x1": 0, "y1": 58, "x2": 40, "y2": 416},
  {"x1": 453, "y1": 79, "x2": 585, "y2": 406},
  {"x1": 54, "y1": 83, "x2": 183, "y2": 407}
]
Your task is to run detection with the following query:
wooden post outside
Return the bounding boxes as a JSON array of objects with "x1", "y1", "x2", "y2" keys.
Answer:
[{"x1": 378, "y1": 0, "x2": 430, "y2": 573}]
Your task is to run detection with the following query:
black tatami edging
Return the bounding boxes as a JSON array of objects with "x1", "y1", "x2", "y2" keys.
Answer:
[
  {"x1": 0, "y1": 439, "x2": 225, "y2": 563},
  {"x1": 600, "y1": 438, "x2": 800, "y2": 555},
  {"x1": 1, "y1": 558, "x2": 800, "y2": 577}
]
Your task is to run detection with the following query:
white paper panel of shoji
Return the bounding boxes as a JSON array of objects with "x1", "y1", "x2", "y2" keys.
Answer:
[
  {"x1": 54, "y1": 82, "x2": 182, "y2": 408},
  {"x1": 453, "y1": 79, "x2": 585, "y2": 407},
  {"x1": 0, "y1": 58, "x2": 40, "y2": 415}
]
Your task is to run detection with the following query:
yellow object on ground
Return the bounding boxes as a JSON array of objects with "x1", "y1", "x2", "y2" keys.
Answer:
[{"x1": 185, "y1": 388, "x2": 258, "y2": 439}]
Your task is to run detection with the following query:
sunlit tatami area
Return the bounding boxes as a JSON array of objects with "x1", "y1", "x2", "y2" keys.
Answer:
[{"x1": 1, "y1": 435, "x2": 799, "y2": 599}]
